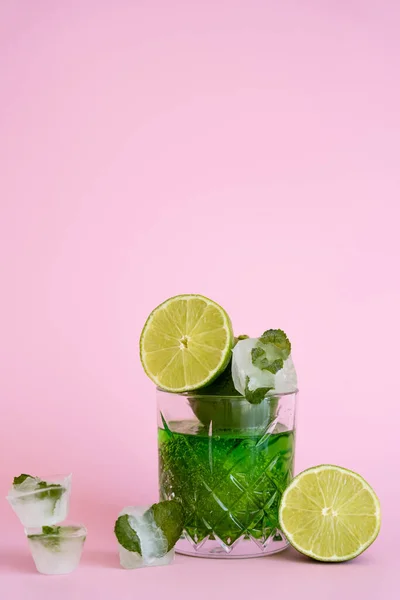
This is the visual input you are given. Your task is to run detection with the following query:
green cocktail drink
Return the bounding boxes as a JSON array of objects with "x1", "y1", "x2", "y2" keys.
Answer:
[
  {"x1": 159, "y1": 420, "x2": 294, "y2": 547},
  {"x1": 157, "y1": 391, "x2": 297, "y2": 557}
]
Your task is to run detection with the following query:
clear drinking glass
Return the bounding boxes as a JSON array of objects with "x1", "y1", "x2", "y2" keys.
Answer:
[{"x1": 157, "y1": 389, "x2": 297, "y2": 558}]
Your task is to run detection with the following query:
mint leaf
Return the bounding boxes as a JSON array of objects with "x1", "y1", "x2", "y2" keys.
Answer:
[
  {"x1": 114, "y1": 514, "x2": 142, "y2": 554},
  {"x1": 36, "y1": 481, "x2": 64, "y2": 502},
  {"x1": 250, "y1": 329, "x2": 291, "y2": 376},
  {"x1": 13, "y1": 474, "x2": 34, "y2": 485},
  {"x1": 148, "y1": 500, "x2": 184, "y2": 553},
  {"x1": 244, "y1": 377, "x2": 274, "y2": 404},
  {"x1": 251, "y1": 347, "x2": 285, "y2": 373},
  {"x1": 259, "y1": 329, "x2": 291, "y2": 360},
  {"x1": 42, "y1": 526, "x2": 61, "y2": 536},
  {"x1": 264, "y1": 358, "x2": 284, "y2": 374},
  {"x1": 251, "y1": 346, "x2": 284, "y2": 374},
  {"x1": 28, "y1": 526, "x2": 63, "y2": 551}
]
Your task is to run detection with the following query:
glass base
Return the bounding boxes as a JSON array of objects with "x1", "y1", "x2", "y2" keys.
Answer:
[{"x1": 176, "y1": 532, "x2": 289, "y2": 559}]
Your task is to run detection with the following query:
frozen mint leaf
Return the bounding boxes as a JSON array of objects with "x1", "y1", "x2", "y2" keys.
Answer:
[
  {"x1": 251, "y1": 346, "x2": 269, "y2": 370},
  {"x1": 149, "y1": 500, "x2": 184, "y2": 552},
  {"x1": 42, "y1": 526, "x2": 61, "y2": 536},
  {"x1": 36, "y1": 481, "x2": 64, "y2": 502},
  {"x1": 259, "y1": 329, "x2": 291, "y2": 360},
  {"x1": 244, "y1": 377, "x2": 274, "y2": 404},
  {"x1": 251, "y1": 346, "x2": 284, "y2": 374},
  {"x1": 13, "y1": 474, "x2": 34, "y2": 486},
  {"x1": 114, "y1": 514, "x2": 142, "y2": 554},
  {"x1": 28, "y1": 526, "x2": 63, "y2": 551},
  {"x1": 264, "y1": 357, "x2": 284, "y2": 374}
]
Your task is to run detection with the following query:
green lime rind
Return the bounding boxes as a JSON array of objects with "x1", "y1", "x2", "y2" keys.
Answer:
[
  {"x1": 148, "y1": 500, "x2": 185, "y2": 552},
  {"x1": 114, "y1": 514, "x2": 142, "y2": 554},
  {"x1": 279, "y1": 464, "x2": 381, "y2": 563}
]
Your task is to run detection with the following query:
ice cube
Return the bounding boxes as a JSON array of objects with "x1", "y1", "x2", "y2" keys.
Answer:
[
  {"x1": 232, "y1": 338, "x2": 297, "y2": 397},
  {"x1": 118, "y1": 544, "x2": 174, "y2": 569},
  {"x1": 25, "y1": 524, "x2": 86, "y2": 575},
  {"x1": 117, "y1": 506, "x2": 173, "y2": 569},
  {"x1": 7, "y1": 474, "x2": 72, "y2": 527}
]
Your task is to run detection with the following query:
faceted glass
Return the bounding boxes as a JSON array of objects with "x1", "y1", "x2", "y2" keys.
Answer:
[{"x1": 158, "y1": 389, "x2": 297, "y2": 558}]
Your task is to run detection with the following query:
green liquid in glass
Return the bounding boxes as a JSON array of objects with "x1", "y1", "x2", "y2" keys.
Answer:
[{"x1": 158, "y1": 420, "x2": 294, "y2": 547}]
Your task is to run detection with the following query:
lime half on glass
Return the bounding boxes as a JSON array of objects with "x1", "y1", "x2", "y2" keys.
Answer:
[
  {"x1": 140, "y1": 294, "x2": 234, "y2": 392},
  {"x1": 279, "y1": 465, "x2": 381, "y2": 562}
]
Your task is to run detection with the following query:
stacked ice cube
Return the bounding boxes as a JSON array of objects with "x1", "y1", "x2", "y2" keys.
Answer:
[{"x1": 6, "y1": 474, "x2": 86, "y2": 575}]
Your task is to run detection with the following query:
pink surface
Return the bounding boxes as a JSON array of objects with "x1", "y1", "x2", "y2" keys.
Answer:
[{"x1": 1, "y1": 1, "x2": 399, "y2": 597}]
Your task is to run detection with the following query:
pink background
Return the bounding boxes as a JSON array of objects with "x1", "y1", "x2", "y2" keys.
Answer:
[{"x1": 1, "y1": 1, "x2": 399, "y2": 597}]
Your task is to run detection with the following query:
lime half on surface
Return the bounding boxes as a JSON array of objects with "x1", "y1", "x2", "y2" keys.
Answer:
[
  {"x1": 279, "y1": 465, "x2": 381, "y2": 562},
  {"x1": 140, "y1": 294, "x2": 234, "y2": 392}
]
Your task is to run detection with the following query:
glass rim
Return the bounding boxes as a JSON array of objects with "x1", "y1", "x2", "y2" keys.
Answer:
[{"x1": 156, "y1": 387, "x2": 298, "y2": 400}]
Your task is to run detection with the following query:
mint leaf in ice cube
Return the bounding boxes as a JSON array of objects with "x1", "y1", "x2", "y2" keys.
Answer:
[
  {"x1": 259, "y1": 329, "x2": 291, "y2": 360},
  {"x1": 42, "y1": 526, "x2": 61, "y2": 536},
  {"x1": 28, "y1": 526, "x2": 63, "y2": 551},
  {"x1": 251, "y1": 347, "x2": 284, "y2": 374},
  {"x1": 114, "y1": 514, "x2": 142, "y2": 554},
  {"x1": 13, "y1": 474, "x2": 34, "y2": 486},
  {"x1": 36, "y1": 481, "x2": 64, "y2": 502}
]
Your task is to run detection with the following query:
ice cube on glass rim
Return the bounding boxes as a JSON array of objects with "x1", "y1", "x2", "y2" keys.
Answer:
[{"x1": 232, "y1": 337, "x2": 297, "y2": 397}]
